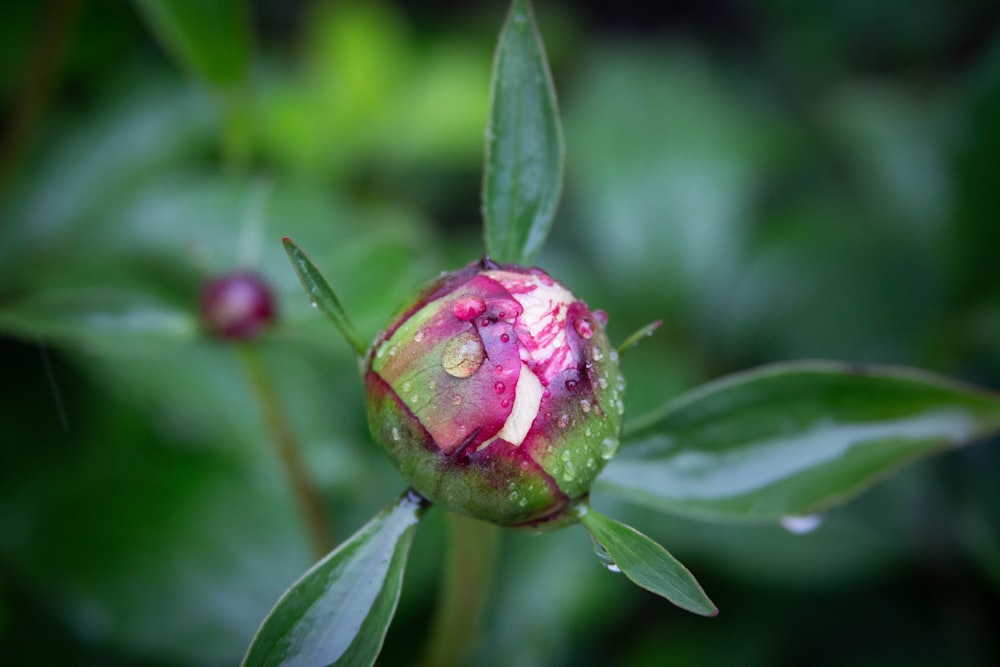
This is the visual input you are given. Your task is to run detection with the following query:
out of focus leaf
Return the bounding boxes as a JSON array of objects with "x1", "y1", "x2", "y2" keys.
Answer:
[
  {"x1": 598, "y1": 361, "x2": 1000, "y2": 521},
  {"x1": 134, "y1": 0, "x2": 250, "y2": 87},
  {"x1": 578, "y1": 505, "x2": 717, "y2": 616},
  {"x1": 243, "y1": 490, "x2": 428, "y2": 667},
  {"x1": 482, "y1": 0, "x2": 564, "y2": 265}
]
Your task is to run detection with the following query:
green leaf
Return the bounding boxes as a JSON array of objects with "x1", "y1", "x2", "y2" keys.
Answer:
[
  {"x1": 577, "y1": 505, "x2": 717, "y2": 616},
  {"x1": 482, "y1": 0, "x2": 565, "y2": 265},
  {"x1": 133, "y1": 0, "x2": 250, "y2": 87},
  {"x1": 599, "y1": 361, "x2": 1000, "y2": 522},
  {"x1": 242, "y1": 490, "x2": 429, "y2": 667},
  {"x1": 283, "y1": 237, "x2": 368, "y2": 358}
]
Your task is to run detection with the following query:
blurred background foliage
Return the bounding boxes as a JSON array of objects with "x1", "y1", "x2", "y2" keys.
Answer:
[{"x1": 2, "y1": 0, "x2": 999, "y2": 665}]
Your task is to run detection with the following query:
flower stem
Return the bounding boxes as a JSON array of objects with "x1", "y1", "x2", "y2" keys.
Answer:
[
  {"x1": 420, "y1": 513, "x2": 501, "y2": 667},
  {"x1": 238, "y1": 344, "x2": 335, "y2": 558}
]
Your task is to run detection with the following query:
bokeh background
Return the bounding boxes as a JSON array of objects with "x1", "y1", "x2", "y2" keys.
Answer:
[{"x1": 2, "y1": 0, "x2": 1000, "y2": 664}]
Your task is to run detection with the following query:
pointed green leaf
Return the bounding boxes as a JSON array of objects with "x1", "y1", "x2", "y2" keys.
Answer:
[
  {"x1": 134, "y1": 0, "x2": 250, "y2": 87},
  {"x1": 243, "y1": 490, "x2": 429, "y2": 667},
  {"x1": 482, "y1": 0, "x2": 565, "y2": 265},
  {"x1": 283, "y1": 237, "x2": 368, "y2": 358},
  {"x1": 599, "y1": 361, "x2": 1000, "y2": 521},
  {"x1": 578, "y1": 506, "x2": 717, "y2": 616}
]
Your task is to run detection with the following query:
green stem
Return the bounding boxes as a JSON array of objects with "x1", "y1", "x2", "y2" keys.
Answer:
[
  {"x1": 0, "y1": 0, "x2": 81, "y2": 190},
  {"x1": 238, "y1": 344, "x2": 335, "y2": 559},
  {"x1": 420, "y1": 513, "x2": 501, "y2": 667}
]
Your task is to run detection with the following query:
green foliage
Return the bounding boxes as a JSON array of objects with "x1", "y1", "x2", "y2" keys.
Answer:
[
  {"x1": 600, "y1": 361, "x2": 1000, "y2": 521},
  {"x1": 133, "y1": 0, "x2": 250, "y2": 87},
  {"x1": 2, "y1": 0, "x2": 999, "y2": 665},
  {"x1": 482, "y1": 0, "x2": 565, "y2": 265},
  {"x1": 282, "y1": 238, "x2": 367, "y2": 358},
  {"x1": 242, "y1": 491, "x2": 427, "y2": 667},
  {"x1": 578, "y1": 505, "x2": 717, "y2": 616}
]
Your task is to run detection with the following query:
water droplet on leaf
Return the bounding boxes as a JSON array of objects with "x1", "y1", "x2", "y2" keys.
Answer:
[
  {"x1": 591, "y1": 537, "x2": 621, "y2": 573},
  {"x1": 780, "y1": 514, "x2": 824, "y2": 535}
]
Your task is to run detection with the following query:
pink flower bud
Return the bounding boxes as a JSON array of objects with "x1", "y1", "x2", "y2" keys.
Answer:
[
  {"x1": 365, "y1": 260, "x2": 624, "y2": 528},
  {"x1": 199, "y1": 272, "x2": 277, "y2": 341}
]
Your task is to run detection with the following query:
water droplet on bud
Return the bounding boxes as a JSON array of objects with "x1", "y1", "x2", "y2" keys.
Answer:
[
  {"x1": 573, "y1": 318, "x2": 594, "y2": 339},
  {"x1": 494, "y1": 381, "x2": 506, "y2": 394},
  {"x1": 414, "y1": 329, "x2": 425, "y2": 343},
  {"x1": 557, "y1": 414, "x2": 570, "y2": 428},
  {"x1": 600, "y1": 437, "x2": 617, "y2": 460},
  {"x1": 591, "y1": 346, "x2": 604, "y2": 362},
  {"x1": 580, "y1": 399, "x2": 592, "y2": 413},
  {"x1": 565, "y1": 379, "x2": 578, "y2": 391},
  {"x1": 500, "y1": 333, "x2": 510, "y2": 343},
  {"x1": 442, "y1": 331, "x2": 486, "y2": 378}
]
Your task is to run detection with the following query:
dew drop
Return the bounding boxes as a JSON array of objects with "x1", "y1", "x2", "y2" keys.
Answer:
[
  {"x1": 402, "y1": 381, "x2": 411, "y2": 393},
  {"x1": 442, "y1": 331, "x2": 486, "y2": 378},
  {"x1": 781, "y1": 514, "x2": 824, "y2": 535},
  {"x1": 310, "y1": 301, "x2": 318, "y2": 309},
  {"x1": 573, "y1": 318, "x2": 594, "y2": 339},
  {"x1": 500, "y1": 333, "x2": 510, "y2": 343},
  {"x1": 591, "y1": 346, "x2": 604, "y2": 362},
  {"x1": 414, "y1": 329, "x2": 425, "y2": 343},
  {"x1": 592, "y1": 310, "x2": 609, "y2": 327},
  {"x1": 427, "y1": 380, "x2": 437, "y2": 391},
  {"x1": 520, "y1": 460, "x2": 530, "y2": 470},
  {"x1": 600, "y1": 437, "x2": 618, "y2": 460},
  {"x1": 480, "y1": 319, "x2": 491, "y2": 327},
  {"x1": 501, "y1": 398, "x2": 510, "y2": 408},
  {"x1": 495, "y1": 364, "x2": 504, "y2": 373},
  {"x1": 591, "y1": 537, "x2": 621, "y2": 573},
  {"x1": 580, "y1": 399, "x2": 592, "y2": 413},
  {"x1": 598, "y1": 377, "x2": 609, "y2": 389},
  {"x1": 565, "y1": 379, "x2": 578, "y2": 391},
  {"x1": 519, "y1": 497, "x2": 528, "y2": 507},
  {"x1": 452, "y1": 394, "x2": 463, "y2": 405},
  {"x1": 544, "y1": 412, "x2": 552, "y2": 420},
  {"x1": 391, "y1": 427, "x2": 400, "y2": 442},
  {"x1": 494, "y1": 381, "x2": 506, "y2": 395},
  {"x1": 560, "y1": 449, "x2": 571, "y2": 461},
  {"x1": 557, "y1": 414, "x2": 570, "y2": 428}
]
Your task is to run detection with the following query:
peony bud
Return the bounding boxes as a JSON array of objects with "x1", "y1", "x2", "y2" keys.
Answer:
[
  {"x1": 365, "y1": 259, "x2": 624, "y2": 528},
  {"x1": 199, "y1": 272, "x2": 277, "y2": 341}
]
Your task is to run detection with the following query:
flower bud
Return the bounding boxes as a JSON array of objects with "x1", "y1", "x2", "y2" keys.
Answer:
[
  {"x1": 199, "y1": 272, "x2": 277, "y2": 340},
  {"x1": 365, "y1": 259, "x2": 624, "y2": 528}
]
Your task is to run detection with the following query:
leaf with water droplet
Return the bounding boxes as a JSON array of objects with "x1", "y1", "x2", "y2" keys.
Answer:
[
  {"x1": 283, "y1": 237, "x2": 367, "y2": 358},
  {"x1": 604, "y1": 361, "x2": 1000, "y2": 522},
  {"x1": 577, "y1": 504, "x2": 717, "y2": 616}
]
